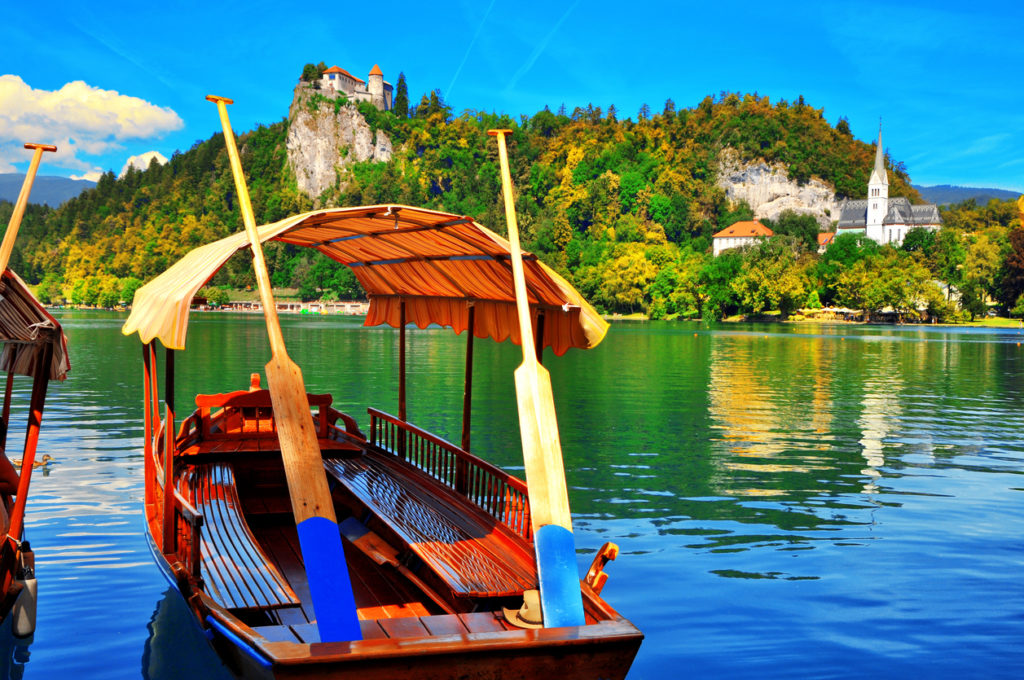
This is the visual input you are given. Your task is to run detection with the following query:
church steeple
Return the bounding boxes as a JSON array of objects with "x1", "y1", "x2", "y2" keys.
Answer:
[
  {"x1": 868, "y1": 122, "x2": 888, "y2": 188},
  {"x1": 865, "y1": 120, "x2": 889, "y2": 240}
]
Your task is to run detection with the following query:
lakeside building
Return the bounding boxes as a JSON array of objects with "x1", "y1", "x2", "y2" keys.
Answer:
[
  {"x1": 836, "y1": 126, "x2": 940, "y2": 246},
  {"x1": 712, "y1": 220, "x2": 773, "y2": 256},
  {"x1": 319, "y1": 64, "x2": 393, "y2": 111}
]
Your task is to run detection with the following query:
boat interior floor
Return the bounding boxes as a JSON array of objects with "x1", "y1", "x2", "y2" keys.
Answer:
[{"x1": 179, "y1": 446, "x2": 539, "y2": 642}]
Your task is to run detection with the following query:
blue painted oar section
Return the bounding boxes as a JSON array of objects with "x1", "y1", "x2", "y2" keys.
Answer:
[
  {"x1": 535, "y1": 524, "x2": 586, "y2": 627},
  {"x1": 297, "y1": 517, "x2": 361, "y2": 641}
]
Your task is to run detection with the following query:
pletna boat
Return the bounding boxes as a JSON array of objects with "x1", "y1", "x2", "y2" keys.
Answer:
[
  {"x1": 121, "y1": 101, "x2": 641, "y2": 679},
  {"x1": 0, "y1": 143, "x2": 69, "y2": 637}
]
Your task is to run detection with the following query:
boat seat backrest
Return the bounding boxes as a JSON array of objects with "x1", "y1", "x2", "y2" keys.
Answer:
[{"x1": 195, "y1": 389, "x2": 333, "y2": 439}]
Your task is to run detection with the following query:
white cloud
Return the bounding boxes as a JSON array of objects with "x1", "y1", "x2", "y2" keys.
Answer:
[
  {"x1": 0, "y1": 74, "x2": 183, "y2": 176},
  {"x1": 71, "y1": 171, "x2": 103, "y2": 182},
  {"x1": 119, "y1": 150, "x2": 168, "y2": 177}
]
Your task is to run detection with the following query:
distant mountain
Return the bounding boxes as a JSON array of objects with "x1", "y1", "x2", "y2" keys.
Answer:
[
  {"x1": 0, "y1": 174, "x2": 96, "y2": 207},
  {"x1": 914, "y1": 184, "x2": 1021, "y2": 206}
]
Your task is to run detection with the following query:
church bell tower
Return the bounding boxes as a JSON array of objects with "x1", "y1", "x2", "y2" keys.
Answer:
[{"x1": 865, "y1": 123, "x2": 889, "y2": 242}]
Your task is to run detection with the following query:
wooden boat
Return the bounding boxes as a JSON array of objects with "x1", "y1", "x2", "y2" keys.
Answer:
[
  {"x1": 0, "y1": 144, "x2": 70, "y2": 636},
  {"x1": 121, "y1": 204, "x2": 643, "y2": 678}
]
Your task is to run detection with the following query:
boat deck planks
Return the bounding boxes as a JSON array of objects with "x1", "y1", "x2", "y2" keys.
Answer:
[
  {"x1": 251, "y1": 515, "x2": 433, "y2": 624},
  {"x1": 324, "y1": 452, "x2": 538, "y2": 598},
  {"x1": 253, "y1": 611, "x2": 517, "y2": 645},
  {"x1": 180, "y1": 463, "x2": 300, "y2": 610}
]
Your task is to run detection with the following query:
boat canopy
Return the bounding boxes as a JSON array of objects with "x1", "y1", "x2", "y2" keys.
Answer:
[
  {"x1": 0, "y1": 270, "x2": 69, "y2": 381},
  {"x1": 121, "y1": 205, "x2": 608, "y2": 355}
]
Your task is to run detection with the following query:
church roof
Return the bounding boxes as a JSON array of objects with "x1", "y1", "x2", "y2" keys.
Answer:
[
  {"x1": 837, "y1": 197, "x2": 942, "y2": 228},
  {"x1": 713, "y1": 220, "x2": 773, "y2": 238}
]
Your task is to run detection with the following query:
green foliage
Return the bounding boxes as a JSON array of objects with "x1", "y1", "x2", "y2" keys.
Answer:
[
  {"x1": 12, "y1": 85, "x2": 1019, "y2": 325},
  {"x1": 806, "y1": 289, "x2": 822, "y2": 309},
  {"x1": 1011, "y1": 293, "x2": 1024, "y2": 318},
  {"x1": 393, "y1": 72, "x2": 409, "y2": 118},
  {"x1": 766, "y1": 211, "x2": 820, "y2": 252}
]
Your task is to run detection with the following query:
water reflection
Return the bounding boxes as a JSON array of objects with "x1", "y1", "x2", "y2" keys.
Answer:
[
  {"x1": 0, "y1": 617, "x2": 32, "y2": 680},
  {"x1": 20, "y1": 313, "x2": 1024, "y2": 679},
  {"x1": 142, "y1": 589, "x2": 234, "y2": 680}
]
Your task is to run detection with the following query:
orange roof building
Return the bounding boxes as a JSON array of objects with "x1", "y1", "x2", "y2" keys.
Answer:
[
  {"x1": 712, "y1": 220, "x2": 773, "y2": 256},
  {"x1": 318, "y1": 64, "x2": 392, "y2": 111}
]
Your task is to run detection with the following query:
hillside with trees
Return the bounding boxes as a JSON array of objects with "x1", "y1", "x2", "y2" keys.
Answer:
[{"x1": 3, "y1": 80, "x2": 1023, "y2": 321}]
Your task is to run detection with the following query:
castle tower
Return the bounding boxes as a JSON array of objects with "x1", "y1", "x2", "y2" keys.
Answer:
[
  {"x1": 865, "y1": 123, "x2": 889, "y2": 243},
  {"x1": 368, "y1": 64, "x2": 385, "y2": 111}
]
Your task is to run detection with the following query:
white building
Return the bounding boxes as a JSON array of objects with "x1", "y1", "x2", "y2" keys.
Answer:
[
  {"x1": 712, "y1": 220, "x2": 773, "y2": 256},
  {"x1": 836, "y1": 125, "x2": 940, "y2": 246},
  {"x1": 320, "y1": 64, "x2": 393, "y2": 111}
]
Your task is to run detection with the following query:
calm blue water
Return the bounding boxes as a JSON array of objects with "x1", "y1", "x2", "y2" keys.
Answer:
[{"x1": 6, "y1": 312, "x2": 1024, "y2": 678}]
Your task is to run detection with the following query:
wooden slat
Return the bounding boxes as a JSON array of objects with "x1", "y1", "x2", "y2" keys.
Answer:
[
  {"x1": 420, "y1": 614, "x2": 468, "y2": 637},
  {"x1": 324, "y1": 454, "x2": 537, "y2": 598},
  {"x1": 252, "y1": 625, "x2": 302, "y2": 643},
  {"x1": 182, "y1": 463, "x2": 301, "y2": 610},
  {"x1": 459, "y1": 612, "x2": 511, "y2": 633},
  {"x1": 378, "y1": 616, "x2": 429, "y2": 639}
]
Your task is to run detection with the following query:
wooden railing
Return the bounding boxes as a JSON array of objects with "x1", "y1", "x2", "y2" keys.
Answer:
[
  {"x1": 368, "y1": 408, "x2": 532, "y2": 541},
  {"x1": 172, "y1": 489, "x2": 204, "y2": 583}
]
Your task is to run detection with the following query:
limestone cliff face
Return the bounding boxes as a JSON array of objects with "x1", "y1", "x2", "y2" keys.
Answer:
[
  {"x1": 286, "y1": 85, "x2": 392, "y2": 202},
  {"x1": 716, "y1": 149, "x2": 840, "y2": 228}
]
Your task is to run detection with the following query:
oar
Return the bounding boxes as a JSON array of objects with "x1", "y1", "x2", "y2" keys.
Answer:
[
  {"x1": 488, "y1": 129, "x2": 586, "y2": 628},
  {"x1": 206, "y1": 95, "x2": 361, "y2": 642},
  {"x1": 0, "y1": 143, "x2": 57, "y2": 274}
]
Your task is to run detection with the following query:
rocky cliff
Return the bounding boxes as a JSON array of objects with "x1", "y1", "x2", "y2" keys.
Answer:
[
  {"x1": 286, "y1": 85, "x2": 392, "y2": 202},
  {"x1": 716, "y1": 148, "x2": 840, "y2": 227}
]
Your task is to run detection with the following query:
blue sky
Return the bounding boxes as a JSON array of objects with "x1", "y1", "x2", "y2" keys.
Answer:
[{"x1": 2, "y1": 0, "x2": 1022, "y2": 191}]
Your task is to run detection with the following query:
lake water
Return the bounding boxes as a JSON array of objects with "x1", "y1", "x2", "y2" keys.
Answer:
[{"x1": 6, "y1": 311, "x2": 1024, "y2": 678}]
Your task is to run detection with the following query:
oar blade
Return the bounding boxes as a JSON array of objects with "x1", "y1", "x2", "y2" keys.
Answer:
[
  {"x1": 535, "y1": 524, "x2": 586, "y2": 627},
  {"x1": 265, "y1": 354, "x2": 361, "y2": 641},
  {"x1": 514, "y1": 361, "x2": 585, "y2": 627}
]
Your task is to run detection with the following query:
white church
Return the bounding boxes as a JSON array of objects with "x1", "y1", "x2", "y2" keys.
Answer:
[{"x1": 836, "y1": 127, "x2": 940, "y2": 246}]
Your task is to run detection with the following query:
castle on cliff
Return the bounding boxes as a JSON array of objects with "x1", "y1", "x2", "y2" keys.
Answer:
[
  {"x1": 836, "y1": 125, "x2": 940, "y2": 246},
  {"x1": 318, "y1": 64, "x2": 393, "y2": 111}
]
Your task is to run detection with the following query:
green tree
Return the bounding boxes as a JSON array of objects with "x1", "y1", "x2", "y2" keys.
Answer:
[
  {"x1": 901, "y1": 227, "x2": 936, "y2": 255},
  {"x1": 768, "y1": 211, "x2": 820, "y2": 252},
  {"x1": 699, "y1": 251, "x2": 743, "y2": 320},
  {"x1": 997, "y1": 227, "x2": 1024, "y2": 308},
  {"x1": 300, "y1": 63, "x2": 320, "y2": 82},
  {"x1": 731, "y1": 239, "x2": 807, "y2": 316},
  {"x1": 393, "y1": 72, "x2": 409, "y2": 117}
]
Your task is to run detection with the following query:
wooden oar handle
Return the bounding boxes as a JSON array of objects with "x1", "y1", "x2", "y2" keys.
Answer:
[
  {"x1": 23, "y1": 144, "x2": 56, "y2": 153},
  {"x1": 487, "y1": 129, "x2": 512, "y2": 137},
  {"x1": 204, "y1": 95, "x2": 234, "y2": 105}
]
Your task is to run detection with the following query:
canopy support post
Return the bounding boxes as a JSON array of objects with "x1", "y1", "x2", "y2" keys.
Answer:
[
  {"x1": 398, "y1": 301, "x2": 407, "y2": 422},
  {"x1": 162, "y1": 348, "x2": 175, "y2": 554},
  {"x1": 534, "y1": 309, "x2": 546, "y2": 366},
  {"x1": 8, "y1": 337, "x2": 52, "y2": 542},
  {"x1": 461, "y1": 305, "x2": 475, "y2": 454},
  {"x1": 1, "y1": 371, "x2": 13, "y2": 448},
  {"x1": 398, "y1": 301, "x2": 407, "y2": 458}
]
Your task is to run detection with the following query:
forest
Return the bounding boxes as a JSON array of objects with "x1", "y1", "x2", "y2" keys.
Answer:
[{"x1": 2, "y1": 83, "x2": 1023, "y2": 322}]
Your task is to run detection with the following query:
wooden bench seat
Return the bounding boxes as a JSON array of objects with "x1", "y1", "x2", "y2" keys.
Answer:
[
  {"x1": 324, "y1": 453, "x2": 538, "y2": 599},
  {"x1": 180, "y1": 463, "x2": 301, "y2": 611}
]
